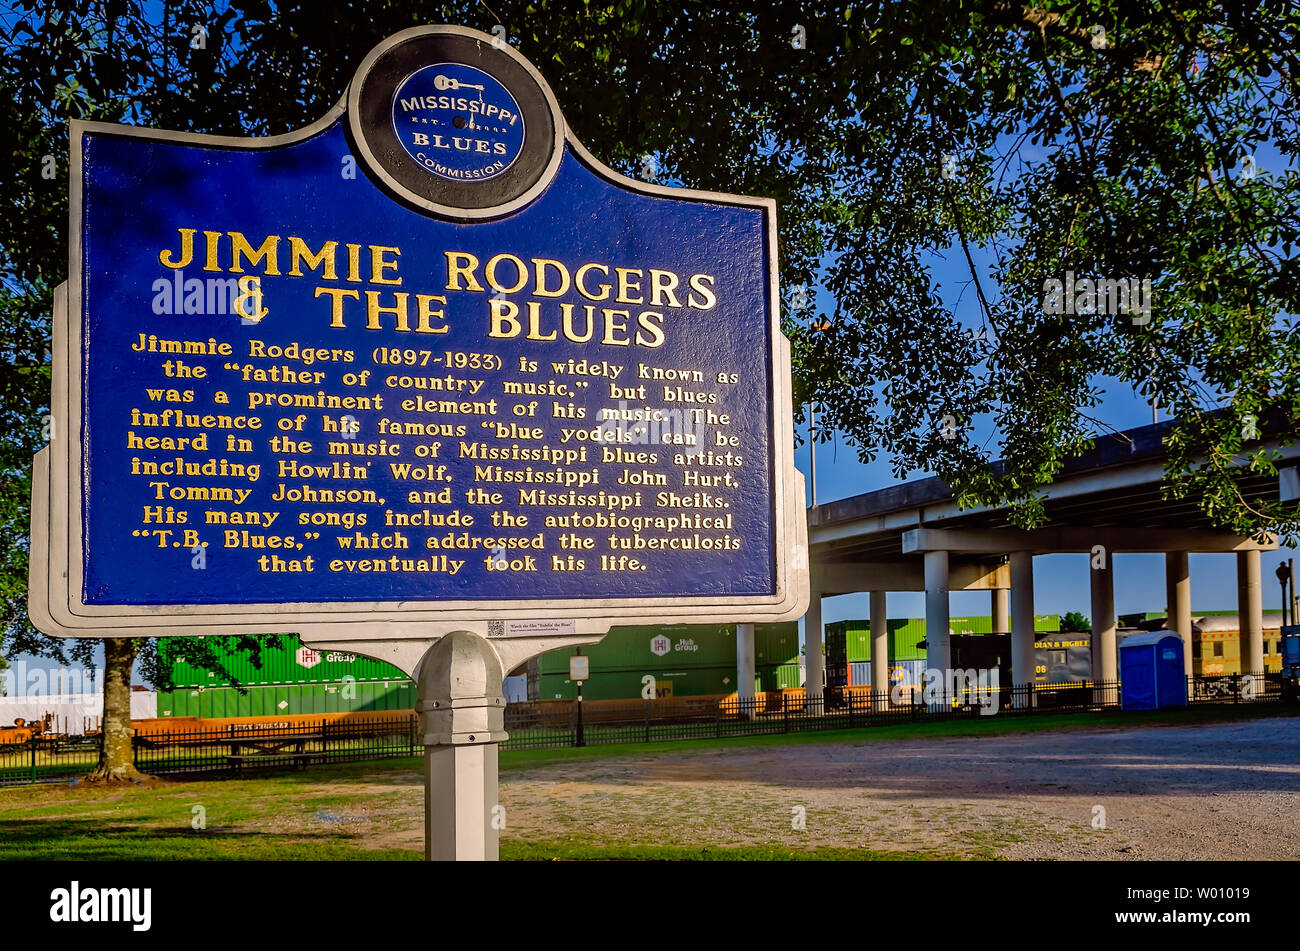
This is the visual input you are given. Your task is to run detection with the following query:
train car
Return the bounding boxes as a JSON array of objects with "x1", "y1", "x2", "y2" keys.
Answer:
[
  {"x1": 827, "y1": 616, "x2": 1060, "y2": 691},
  {"x1": 157, "y1": 635, "x2": 409, "y2": 689},
  {"x1": 150, "y1": 635, "x2": 418, "y2": 725},
  {"x1": 1190, "y1": 613, "x2": 1283, "y2": 676},
  {"x1": 147, "y1": 627, "x2": 804, "y2": 731},
  {"x1": 952, "y1": 633, "x2": 1010, "y2": 683},
  {"x1": 948, "y1": 632, "x2": 1091, "y2": 685},
  {"x1": 1033, "y1": 634, "x2": 1093, "y2": 683},
  {"x1": 0, "y1": 716, "x2": 53, "y2": 745},
  {"x1": 945, "y1": 613, "x2": 1284, "y2": 683},
  {"x1": 1123, "y1": 611, "x2": 1283, "y2": 676},
  {"x1": 826, "y1": 617, "x2": 928, "y2": 692},
  {"x1": 155, "y1": 679, "x2": 416, "y2": 719}
]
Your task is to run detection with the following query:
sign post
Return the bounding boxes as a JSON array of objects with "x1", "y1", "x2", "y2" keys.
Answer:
[
  {"x1": 570, "y1": 650, "x2": 589, "y2": 748},
  {"x1": 30, "y1": 24, "x2": 807, "y2": 860},
  {"x1": 418, "y1": 631, "x2": 507, "y2": 860}
]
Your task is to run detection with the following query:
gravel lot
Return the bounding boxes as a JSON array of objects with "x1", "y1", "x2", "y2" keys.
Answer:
[{"x1": 498, "y1": 716, "x2": 1300, "y2": 859}]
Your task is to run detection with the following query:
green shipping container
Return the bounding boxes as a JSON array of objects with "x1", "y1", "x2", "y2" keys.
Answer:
[
  {"x1": 950, "y1": 614, "x2": 1059, "y2": 635},
  {"x1": 762, "y1": 663, "x2": 804, "y2": 691},
  {"x1": 158, "y1": 634, "x2": 410, "y2": 688},
  {"x1": 534, "y1": 622, "x2": 800, "y2": 700},
  {"x1": 824, "y1": 618, "x2": 928, "y2": 662},
  {"x1": 538, "y1": 623, "x2": 799, "y2": 674},
  {"x1": 156, "y1": 680, "x2": 416, "y2": 718}
]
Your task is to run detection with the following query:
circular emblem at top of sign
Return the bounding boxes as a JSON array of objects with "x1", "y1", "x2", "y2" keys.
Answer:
[
  {"x1": 390, "y1": 63, "x2": 526, "y2": 183},
  {"x1": 348, "y1": 26, "x2": 564, "y2": 219}
]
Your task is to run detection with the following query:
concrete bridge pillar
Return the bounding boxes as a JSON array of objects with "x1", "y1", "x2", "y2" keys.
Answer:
[
  {"x1": 1089, "y1": 554, "x2": 1117, "y2": 700},
  {"x1": 924, "y1": 550, "x2": 951, "y2": 679},
  {"x1": 804, "y1": 589, "x2": 824, "y2": 707},
  {"x1": 1165, "y1": 551, "x2": 1193, "y2": 684},
  {"x1": 870, "y1": 589, "x2": 889, "y2": 709},
  {"x1": 992, "y1": 587, "x2": 1009, "y2": 634},
  {"x1": 1010, "y1": 551, "x2": 1036, "y2": 707},
  {"x1": 1237, "y1": 550, "x2": 1264, "y2": 675}
]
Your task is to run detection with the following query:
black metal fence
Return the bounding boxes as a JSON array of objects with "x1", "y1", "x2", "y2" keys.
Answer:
[
  {"x1": 503, "y1": 672, "x2": 1283, "y2": 749},
  {"x1": 0, "y1": 672, "x2": 1287, "y2": 785},
  {"x1": 131, "y1": 717, "x2": 420, "y2": 776},
  {"x1": 0, "y1": 717, "x2": 419, "y2": 786},
  {"x1": 0, "y1": 734, "x2": 102, "y2": 786}
]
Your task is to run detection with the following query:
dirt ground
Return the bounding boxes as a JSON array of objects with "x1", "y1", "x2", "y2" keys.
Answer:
[{"x1": 288, "y1": 717, "x2": 1300, "y2": 859}]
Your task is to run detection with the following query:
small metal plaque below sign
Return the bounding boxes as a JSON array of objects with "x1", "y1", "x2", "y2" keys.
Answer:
[
  {"x1": 569, "y1": 655, "x2": 590, "y2": 682},
  {"x1": 507, "y1": 619, "x2": 577, "y2": 637}
]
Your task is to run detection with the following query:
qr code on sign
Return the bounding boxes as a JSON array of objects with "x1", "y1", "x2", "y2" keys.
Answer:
[{"x1": 488, "y1": 620, "x2": 505, "y2": 637}]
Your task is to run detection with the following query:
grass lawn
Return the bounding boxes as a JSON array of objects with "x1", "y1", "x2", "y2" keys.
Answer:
[
  {"x1": 0, "y1": 757, "x2": 953, "y2": 860},
  {"x1": 498, "y1": 703, "x2": 1298, "y2": 768},
  {"x1": 0, "y1": 704, "x2": 1291, "y2": 861}
]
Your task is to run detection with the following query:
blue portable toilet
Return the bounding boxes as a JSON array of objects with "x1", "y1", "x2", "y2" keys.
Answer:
[{"x1": 1119, "y1": 631, "x2": 1187, "y2": 710}]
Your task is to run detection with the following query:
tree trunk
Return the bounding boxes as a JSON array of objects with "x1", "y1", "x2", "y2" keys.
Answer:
[{"x1": 84, "y1": 637, "x2": 148, "y2": 783}]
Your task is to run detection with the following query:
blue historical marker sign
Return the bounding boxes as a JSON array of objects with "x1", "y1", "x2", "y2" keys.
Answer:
[{"x1": 32, "y1": 25, "x2": 806, "y2": 640}]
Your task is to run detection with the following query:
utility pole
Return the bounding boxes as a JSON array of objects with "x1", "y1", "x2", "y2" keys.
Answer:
[{"x1": 809, "y1": 403, "x2": 818, "y2": 507}]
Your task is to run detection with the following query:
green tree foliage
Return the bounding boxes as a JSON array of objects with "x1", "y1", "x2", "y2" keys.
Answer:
[
  {"x1": 2, "y1": 7, "x2": 144, "y2": 672},
  {"x1": 1, "y1": 7, "x2": 287, "y2": 707},
  {"x1": 1060, "y1": 611, "x2": 1091, "y2": 632}
]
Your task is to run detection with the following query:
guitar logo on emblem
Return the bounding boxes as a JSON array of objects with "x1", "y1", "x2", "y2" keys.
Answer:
[{"x1": 391, "y1": 62, "x2": 527, "y2": 183}]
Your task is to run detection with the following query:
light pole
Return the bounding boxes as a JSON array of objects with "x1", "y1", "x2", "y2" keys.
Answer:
[
  {"x1": 809, "y1": 403, "x2": 818, "y2": 507},
  {"x1": 570, "y1": 649, "x2": 587, "y2": 748},
  {"x1": 1277, "y1": 563, "x2": 1291, "y2": 627}
]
